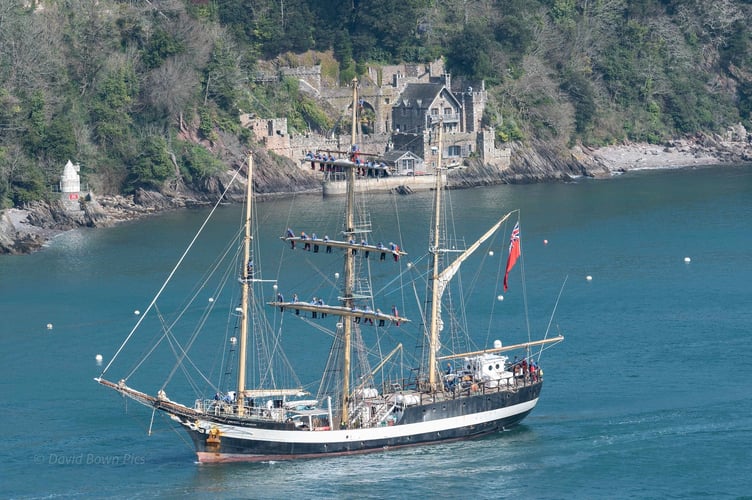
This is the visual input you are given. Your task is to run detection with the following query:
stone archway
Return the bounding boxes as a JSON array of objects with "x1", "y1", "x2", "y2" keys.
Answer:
[{"x1": 347, "y1": 99, "x2": 377, "y2": 135}]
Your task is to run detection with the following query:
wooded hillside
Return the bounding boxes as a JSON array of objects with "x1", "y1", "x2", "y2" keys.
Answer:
[{"x1": 1, "y1": 0, "x2": 750, "y2": 207}]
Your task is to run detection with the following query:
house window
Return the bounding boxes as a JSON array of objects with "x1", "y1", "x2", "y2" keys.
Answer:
[
  {"x1": 448, "y1": 145, "x2": 461, "y2": 157},
  {"x1": 444, "y1": 107, "x2": 452, "y2": 115},
  {"x1": 400, "y1": 158, "x2": 415, "y2": 173},
  {"x1": 431, "y1": 108, "x2": 439, "y2": 115}
]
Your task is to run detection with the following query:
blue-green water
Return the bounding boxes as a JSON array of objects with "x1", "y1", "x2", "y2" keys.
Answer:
[{"x1": 1, "y1": 165, "x2": 751, "y2": 499}]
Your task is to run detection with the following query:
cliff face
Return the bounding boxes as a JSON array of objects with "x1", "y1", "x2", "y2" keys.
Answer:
[{"x1": 448, "y1": 140, "x2": 607, "y2": 188}]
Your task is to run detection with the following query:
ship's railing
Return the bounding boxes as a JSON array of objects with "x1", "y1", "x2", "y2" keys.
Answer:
[
  {"x1": 442, "y1": 369, "x2": 543, "y2": 399},
  {"x1": 193, "y1": 399, "x2": 287, "y2": 421}
]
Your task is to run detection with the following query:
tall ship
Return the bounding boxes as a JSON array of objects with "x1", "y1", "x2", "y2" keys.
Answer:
[{"x1": 96, "y1": 80, "x2": 564, "y2": 462}]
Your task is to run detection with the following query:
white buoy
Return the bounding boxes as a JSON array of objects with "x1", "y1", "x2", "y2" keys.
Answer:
[
  {"x1": 95, "y1": 354, "x2": 103, "y2": 363},
  {"x1": 208, "y1": 297, "x2": 214, "y2": 303},
  {"x1": 489, "y1": 250, "x2": 494, "y2": 256},
  {"x1": 273, "y1": 283, "x2": 278, "y2": 291},
  {"x1": 407, "y1": 262, "x2": 413, "y2": 268},
  {"x1": 544, "y1": 239, "x2": 548, "y2": 245},
  {"x1": 497, "y1": 295, "x2": 504, "y2": 301},
  {"x1": 334, "y1": 272, "x2": 340, "y2": 280},
  {"x1": 134, "y1": 310, "x2": 140, "y2": 316},
  {"x1": 586, "y1": 275, "x2": 593, "y2": 281},
  {"x1": 230, "y1": 337, "x2": 237, "y2": 345},
  {"x1": 684, "y1": 257, "x2": 691, "y2": 263},
  {"x1": 46, "y1": 323, "x2": 53, "y2": 330}
]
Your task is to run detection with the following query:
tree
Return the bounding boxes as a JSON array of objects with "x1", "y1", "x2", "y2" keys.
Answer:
[
  {"x1": 128, "y1": 135, "x2": 173, "y2": 190},
  {"x1": 90, "y1": 64, "x2": 138, "y2": 154},
  {"x1": 445, "y1": 24, "x2": 499, "y2": 81}
]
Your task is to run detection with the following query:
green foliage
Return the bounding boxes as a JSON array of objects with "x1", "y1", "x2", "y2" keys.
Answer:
[
  {"x1": 11, "y1": 163, "x2": 46, "y2": 206},
  {"x1": 333, "y1": 31, "x2": 355, "y2": 84},
  {"x1": 280, "y1": 78, "x2": 332, "y2": 133},
  {"x1": 90, "y1": 66, "x2": 138, "y2": 154},
  {"x1": 127, "y1": 135, "x2": 173, "y2": 191},
  {"x1": 178, "y1": 142, "x2": 225, "y2": 187},
  {"x1": 24, "y1": 91, "x2": 46, "y2": 153},
  {"x1": 496, "y1": 120, "x2": 524, "y2": 143},
  {"x1": 350, "y1": 0, "x2": 429, "y2": 62},
  {"x1": 664, "y1": 76, "x2": 718, "y2": 133},
  {"x1": 204, "y1": 38, "x2": 243, "y2": 112},
  {"x1": 551, "y1": 0, "x2": 576, "y2": 30},
  {"x1": 559, "y1": 70, "x2": 596, "y2": 135},
  {"x1": 720, "y1": 20, "x2": 750, "y2": 70},
  {"x1": 738, "y1": 81, "x2": 752, "y2": 127},
  {"x1": 2, "y1": 0, "x2": 752, "y2": 210},
  {"x1": 141, "y1": 28, "x2": 185, "y2": 70},
  {"x1": 185, "y1": 0, "x2": 218, "y2": 21},
  {"x1": 445, "y1": 24, "x2": 499, "y2": 82},
  {"x1": 42, "y1": 117, "x2": 78, "y2": 162},
  {"x1": 198, "y1": 107, "x2": 217, "y2": 142},
  {"x1": 218, "y1": 0, "x2": 315, "y2": 57}
]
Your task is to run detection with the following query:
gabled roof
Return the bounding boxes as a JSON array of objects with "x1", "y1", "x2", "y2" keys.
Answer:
[
  {"x1": 394, "y1": 83, "x2": 463, "y2": 111},
  {"x1": 380, "y1": 150, "x2": 423, "y2": 163},
  {"x1": 394, "y1": 83, "x2": 443, "y2": 108}
]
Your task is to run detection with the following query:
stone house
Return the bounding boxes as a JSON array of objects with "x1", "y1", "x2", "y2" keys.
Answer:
[{"x1": 248, "y1": 60, "x2": 509, "y2": 170}]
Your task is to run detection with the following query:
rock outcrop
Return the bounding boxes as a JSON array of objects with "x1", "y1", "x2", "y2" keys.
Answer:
[{"x1": 2, "y1": 127, "x2": 750, "y2": 254}]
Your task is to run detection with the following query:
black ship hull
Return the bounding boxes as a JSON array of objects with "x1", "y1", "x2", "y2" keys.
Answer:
[{"x1": 178, "y1": 382, "x2": 542, "y2": 463}]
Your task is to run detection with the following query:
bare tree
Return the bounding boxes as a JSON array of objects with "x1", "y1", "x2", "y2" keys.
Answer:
[{"x1": 144, "y1": 55, "x2": 199, "y2": 121}]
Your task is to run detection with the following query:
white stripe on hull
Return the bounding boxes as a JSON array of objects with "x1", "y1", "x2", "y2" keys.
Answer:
[{"x1": 188, "y1": 397, "x2": 538, "y2": 446}]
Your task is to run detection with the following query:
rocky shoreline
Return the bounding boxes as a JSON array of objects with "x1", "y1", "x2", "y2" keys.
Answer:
[{"x1": 2, "y1": 129, "x2": 750, "y2": 255}]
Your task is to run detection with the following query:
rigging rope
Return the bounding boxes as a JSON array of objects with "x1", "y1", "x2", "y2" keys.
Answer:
[{"x1": 99, "y1": 166, "x2": 244, "y2": 378}]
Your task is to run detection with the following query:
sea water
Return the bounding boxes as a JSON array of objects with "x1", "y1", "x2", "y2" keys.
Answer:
[{"x1": 1, "y1": 165, "x2": 750, "y2": 499}]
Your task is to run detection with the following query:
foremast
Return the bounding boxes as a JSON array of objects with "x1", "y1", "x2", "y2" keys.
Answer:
[{"x1": 236, "y1": 153, "x2": 253, "y2": 415}]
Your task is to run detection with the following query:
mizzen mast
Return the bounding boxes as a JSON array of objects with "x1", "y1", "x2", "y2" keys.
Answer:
[
  {"x1": 236, "y1": 153, "x2": 253, "y2": 415},
  {"x1": 427, "y1": 120, "x2": 444, "y2": 390}
]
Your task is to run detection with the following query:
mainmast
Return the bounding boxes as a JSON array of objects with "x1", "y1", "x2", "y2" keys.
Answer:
[
  {"x1": 340, "y1": 78, "x2": 358, "y2": 427},
  {"x1": 236, "y1": 153, "x2": 253, "y2": 415},
  {"x1": 427, "y1": 121, "x2": 444, "y2": 389}
]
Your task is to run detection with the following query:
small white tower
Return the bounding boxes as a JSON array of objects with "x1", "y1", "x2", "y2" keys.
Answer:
[{"x1": 60, "y1": 160, "x2": 81, "y2": 211}]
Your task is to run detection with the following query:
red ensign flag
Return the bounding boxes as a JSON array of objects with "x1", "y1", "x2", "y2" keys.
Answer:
[{"x1": 503, "y1": 222, "x2": 521, "y2": 292}]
